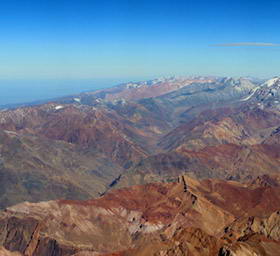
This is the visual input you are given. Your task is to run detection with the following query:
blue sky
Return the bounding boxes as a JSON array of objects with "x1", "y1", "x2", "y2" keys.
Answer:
[{"x1": 0, "y1": 0, "x2": 280, "y2": 80}]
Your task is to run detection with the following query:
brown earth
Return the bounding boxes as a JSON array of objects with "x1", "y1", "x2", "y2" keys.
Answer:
[
  {"x1": 1, "y1": 175, "x2": 280, "y2": 255},
  {"x1": 0, "y1": 76, "x2": 279, "y2": 211}
]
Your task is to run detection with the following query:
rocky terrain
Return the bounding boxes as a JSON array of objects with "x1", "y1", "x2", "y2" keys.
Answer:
[
  {"x1": 111, "y1": 99, "x2": 280, "y2": 189},
  {"x1": 1, "y1": 175, "x2": 280, "y2": 255},
  {"x1": 0, "y1": 75, "x2": 280, "y2": 255},
  {"x1": 0, "y1": 76, "x2": 279, "y2": 209}
]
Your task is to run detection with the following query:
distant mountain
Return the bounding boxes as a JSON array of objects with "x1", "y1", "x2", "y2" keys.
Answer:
[
  {"x1": 240, "y1": 77, "x2": 280, "y2": 109},
  {"x1": 112, "y1": 105, "x2": 280, "y2": 189},
  {"x1": 0, "y1": 76, "x2": 279, "y2": 210}
]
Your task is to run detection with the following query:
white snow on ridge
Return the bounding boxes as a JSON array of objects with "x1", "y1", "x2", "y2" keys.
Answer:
[
  {"x1": 240, "y1": 77, "x2": 280, "y2": 102},
  {"x1": 240, "y1": 86, "x2": 260, "y2": 101},
  {"x1": 55, "y1": 105, "x2": 64, "y2": 110},
  {"x1": 126, "y1": 83, "x2": 142, "y2": 89},
  {"x1": 74, "y1": 98, "x2": 81, "y2": 103},
  {"x1": 262, "y1": 77, "x2": 280, "y2": 87},
  {"x1": 4, "y1": 130, "x2": 18, "y2": 136}
]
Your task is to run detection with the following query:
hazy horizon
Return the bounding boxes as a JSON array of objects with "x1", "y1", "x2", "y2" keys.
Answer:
[
  {"x1": 0, "y1": 73, "x2": 275, "y2": 106},
  {"x1": 1, "y1": 0, "x2": 280, "y2": 104},
  {"x1": 0, "y1": 78, "x2": 125, "y2": 106}
]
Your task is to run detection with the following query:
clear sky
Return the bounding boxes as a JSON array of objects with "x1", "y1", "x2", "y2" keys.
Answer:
[{"x1": 0, "y1": 0, "x2": 280, "y2": 80}]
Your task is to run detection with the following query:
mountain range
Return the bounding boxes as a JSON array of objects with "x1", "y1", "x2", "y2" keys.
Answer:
[{"x1": 0, "y1": 75, "x2": 279, "y2": 255}]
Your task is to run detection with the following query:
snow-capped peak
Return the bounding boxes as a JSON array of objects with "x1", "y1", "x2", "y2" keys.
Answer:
[{"x1": 261, "y1": 77, "x2": 280, "y2": 87}]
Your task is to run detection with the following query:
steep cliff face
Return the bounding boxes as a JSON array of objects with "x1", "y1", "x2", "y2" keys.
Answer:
[{"x1": 1, "y1": 176, "x2": 280, "y2": 256}]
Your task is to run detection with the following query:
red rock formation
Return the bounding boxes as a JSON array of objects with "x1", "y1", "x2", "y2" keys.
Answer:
[{"x1": 1, "y1": 176, "x2": 280, "y2": 255}]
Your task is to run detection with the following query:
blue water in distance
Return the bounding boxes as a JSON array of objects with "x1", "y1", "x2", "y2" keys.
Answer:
[{"x1": 0, "y1": 78, "x2": 128, "y2": 106}]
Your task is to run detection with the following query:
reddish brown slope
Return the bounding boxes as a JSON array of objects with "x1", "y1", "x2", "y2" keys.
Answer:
[
  {"x1": 159, "y1": 106, "x2": 280, "y2": 152},
  {"x1": 114, "y1": 106, "x2": 279, "y2": 185},
  {"x1": 78, "y1": 77, "x2": 215, "y2": 103},
  {"x1": 1, "y1": 176, "x2": 280, "y2": 255},
  {"x1": 104, "y1": 78, "x2": 215, "y2": 101},
  {"x1": 0, "y1": 104, "x2": 151, "y2": 167}
]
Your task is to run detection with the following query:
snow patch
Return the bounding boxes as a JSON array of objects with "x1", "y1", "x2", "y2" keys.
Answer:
[
  {"x1": 55, "y1": 105, "x2": 64, "y2": 110},
  {"x1": 262, "y1": 77, "x2": 280, "y2": 87},
  {"x1": 4, "y1": 130, "x2": 18, "y2": 136},
  {"x1": 240, "y1": 86, "x2": 260, "y2": 101},
  {"x1": 126, "y1": 83, "x2": 143, "y2": 89},
  {"x1": 113, "y1": 98, "x2": 127, "y2": 105},
  {"x1": 142, "y1": 223, "x2": 164, "y2": 233}
]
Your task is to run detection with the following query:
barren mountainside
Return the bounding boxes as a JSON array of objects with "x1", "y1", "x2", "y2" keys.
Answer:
[
  {"x1": 0, "y1": 76, "x2": 280, "y2": 208},
  {"x1": 0, "y1": 76, "x2": 280, "y2": 255},
  {"x1": 1, "y1": 175, "x2": 280, "y2": 255}
]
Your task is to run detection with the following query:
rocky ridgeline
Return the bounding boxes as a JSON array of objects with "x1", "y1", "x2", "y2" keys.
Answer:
[{"x1": 0, "y1": 175, "x2": 280, "y2": 255}]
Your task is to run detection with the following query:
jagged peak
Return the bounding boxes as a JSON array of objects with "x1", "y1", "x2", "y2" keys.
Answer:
[{"x1": 261, "y1": 77, "x2": 280, "y2": 87}]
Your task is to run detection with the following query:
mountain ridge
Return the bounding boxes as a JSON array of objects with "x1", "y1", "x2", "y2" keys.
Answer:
[
  {"x1": 1, "y1": 175, "x2": 280, "y2": 255},
  {"x1": 0, "y1": 76, "x2": 279, "y2": 209}
]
